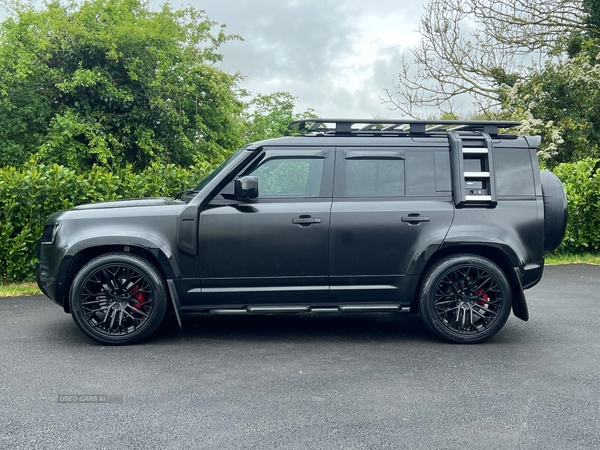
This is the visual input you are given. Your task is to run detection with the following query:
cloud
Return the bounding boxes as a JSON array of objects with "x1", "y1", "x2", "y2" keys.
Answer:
[
  {"x1": 201, "y1": 0, "x2": 356, "y2": 80},
  {"x1": 196, "y1": 0, "x2": 429, "y2": 117}
]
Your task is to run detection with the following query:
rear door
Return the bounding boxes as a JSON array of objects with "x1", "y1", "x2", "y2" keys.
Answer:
[
  {"x1": 329, "y1": 147, "x2": 454, "y2": 303},
  {"x1": 198, "y1": 147, "x2": 334, "y2": 305}
]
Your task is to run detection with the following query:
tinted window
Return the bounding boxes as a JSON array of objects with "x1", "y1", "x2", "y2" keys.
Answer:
[
  {"x1": 250, "y1": 157, "x2": 324, "y2": 197},
  {"x1": 345, "y1": 158, "x2": 405, "y2": 197},
  {"x1": 495, "y1": 149, "x2": 535, "y2": 196},
  {"x1": 405, "y1": 151, "x2": 438, "y2": 196}
]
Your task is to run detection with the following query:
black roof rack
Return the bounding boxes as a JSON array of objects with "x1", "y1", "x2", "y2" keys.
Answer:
[{"x1": 288, "y1": 118, "x2": 521, "y2": 137}]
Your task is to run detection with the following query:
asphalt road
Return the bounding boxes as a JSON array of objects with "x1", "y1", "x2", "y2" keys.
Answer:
[{"x1": 0, "y1": 265, "x2": 599, "y2": 450}]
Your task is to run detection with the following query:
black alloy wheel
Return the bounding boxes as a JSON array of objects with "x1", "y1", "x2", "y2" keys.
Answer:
[
  {"x1": 69, "y1": 253, "x2": 167, "y2": 345},
  {"x1": 419, "y1": 254, "x2": 512, "y2": 344}
]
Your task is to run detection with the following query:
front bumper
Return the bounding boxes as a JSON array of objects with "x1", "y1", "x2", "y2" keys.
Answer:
[{"x1": 36, "y1": 240, "x2": 66, "y2": 308}]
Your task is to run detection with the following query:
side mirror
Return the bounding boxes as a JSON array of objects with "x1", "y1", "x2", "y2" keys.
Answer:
[{"x1": 235, "y1": 176, "x2": 259, "y2": 200}]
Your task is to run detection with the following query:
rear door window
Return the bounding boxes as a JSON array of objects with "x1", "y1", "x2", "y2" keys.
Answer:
[{"x1": 335, "y1": 149, "x2": 405, "y2": 197}]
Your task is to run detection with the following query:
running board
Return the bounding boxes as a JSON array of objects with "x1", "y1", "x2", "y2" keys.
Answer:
[
  {"x1": 209, "y1": 305, "x2": 411, "y2": 315},
  {"x1": 248, "y1": 306, "x2": 310, "y2": 313}
]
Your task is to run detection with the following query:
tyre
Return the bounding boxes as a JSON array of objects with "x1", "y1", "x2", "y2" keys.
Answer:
[
  {"x1": 419, "y1": 254, "x2": 512, "y2": 344},
  {"x1": 540, "y1": 171, "x2": 567, "y2": 252},
  {"x1": 69, "y1": 253, "x2": 168, "y2": 345}
]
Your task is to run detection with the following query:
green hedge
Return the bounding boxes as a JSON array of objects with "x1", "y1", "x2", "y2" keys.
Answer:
[
  {"x1": 553, "y1": 158, "x2": 600, "y2": 253},
  {"x1": 1, "y1": 158, "x2": 597, "y2": 283},
  {"x1": 0, "y1": 162, "x2": 213, "y2": 282}
]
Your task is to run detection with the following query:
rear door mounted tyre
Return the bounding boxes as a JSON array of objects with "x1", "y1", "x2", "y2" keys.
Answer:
[{"x1": 540, "y1": 171, "x2": 568, "y2": 252}]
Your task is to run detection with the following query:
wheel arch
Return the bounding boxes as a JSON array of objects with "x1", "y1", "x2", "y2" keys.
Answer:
[
  {"x1": 411, "y1": 243, "x2": 528, "y2": 321},
  {"x1": 60, "y1": 242, "x2": 174, "y2": 313}
]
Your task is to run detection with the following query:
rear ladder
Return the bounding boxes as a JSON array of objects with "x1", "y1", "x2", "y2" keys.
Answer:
[{"x1": 449, "y1": 131, "x2": 497, "y2": 207}]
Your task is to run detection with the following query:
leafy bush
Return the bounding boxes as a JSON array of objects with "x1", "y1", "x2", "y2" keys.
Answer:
[
  {"x1": 2, "y1": 157, "x2": 597, "y2": 282},
  {"x1": 0, "y1": 162, "x2": 213, "y2": 282},
  {"x1": 553, "y1": 158, "x2": 600, "y2": 253}
]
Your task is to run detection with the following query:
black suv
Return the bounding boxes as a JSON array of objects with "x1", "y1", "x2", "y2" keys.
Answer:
[{"x1": 36, "y1": 119, "x2": 567, "y2": 345}]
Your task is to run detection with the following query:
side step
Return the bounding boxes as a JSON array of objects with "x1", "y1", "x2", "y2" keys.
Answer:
[{"x1": 209, "y1": 305, "x2": 411, "y2": 315}]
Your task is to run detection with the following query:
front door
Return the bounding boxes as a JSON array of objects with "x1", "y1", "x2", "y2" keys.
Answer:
[{"x1": 198, "y1": 148, "x2": 334, "y2": 305}]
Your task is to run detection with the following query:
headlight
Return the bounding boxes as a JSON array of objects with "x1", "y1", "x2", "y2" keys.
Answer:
[{"x1": 41, "y1": 223, "x2": 61, "y2": 244}]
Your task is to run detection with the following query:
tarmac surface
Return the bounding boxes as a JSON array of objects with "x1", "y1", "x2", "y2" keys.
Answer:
[{"x1": 0, "y1": 265, "x2": 599, "y2": 449}]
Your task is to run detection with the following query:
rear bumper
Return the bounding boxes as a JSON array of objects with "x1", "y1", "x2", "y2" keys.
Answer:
[{"x1": 521, "y1": 261, "x2": 544, "y2": 289}]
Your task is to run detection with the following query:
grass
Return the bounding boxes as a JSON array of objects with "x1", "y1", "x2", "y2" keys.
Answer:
[
  {"x1": 1, "y1": 253, "x2": 599, "y2": 298},
  {"x1": 544, "y1": 252, "x2": 600, "y2": 265},
  {"x1": 0, "y1": 282, "x2": 41, "y2": 297}
]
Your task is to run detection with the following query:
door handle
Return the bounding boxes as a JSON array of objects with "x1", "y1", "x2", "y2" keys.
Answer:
[
  {"x1": 292, "y1": 215, "x2": 322, "y2": 225},
  {"x1": 401, "y1": 214, "x2": 430, "y2": 224}
]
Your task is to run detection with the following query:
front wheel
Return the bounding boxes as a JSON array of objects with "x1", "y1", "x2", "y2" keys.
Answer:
[
  {"x1": 418, "y1": 254, "x2": 512, "y2": 344},
  {"x1": 69, "y1": 253, "x2": 168, "y2": 345}
]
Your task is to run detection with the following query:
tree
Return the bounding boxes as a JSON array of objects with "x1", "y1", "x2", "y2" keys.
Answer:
[
  {"x1": 497, "y1": 1, "x2": 600, "y2": 167},
  {"x1": 0, "y1": 0, "x2": 245, "y2": 170},
  {"x1": 382, "y1": 0, "x2": 600, "y2": 167},
  {"x1": 382, "y1": 0, "x2": 590, "y2": 117},
  {"x1": 241, "y1": 91, "x2": 317, "y2": 144},
  {"x1": 501, "y1": 39, "x2": 600, "y2": 167}
]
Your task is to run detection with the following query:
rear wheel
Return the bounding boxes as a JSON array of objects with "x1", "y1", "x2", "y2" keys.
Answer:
[
  {"x1": 419, "y1": 254, "x2": 512, "y2": 344},
  {"x1": 69, "y1": 253, "x2": 167, "y2": 345}
]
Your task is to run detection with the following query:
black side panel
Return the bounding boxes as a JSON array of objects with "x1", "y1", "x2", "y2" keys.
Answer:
[{"x1": 198, "y1": 199, "x2": 331, "y2": 301}]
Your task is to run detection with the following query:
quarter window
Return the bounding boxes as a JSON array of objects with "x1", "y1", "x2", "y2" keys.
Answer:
[{"x1": 495, "y1": 149, "x2": 535, "y2": 196}]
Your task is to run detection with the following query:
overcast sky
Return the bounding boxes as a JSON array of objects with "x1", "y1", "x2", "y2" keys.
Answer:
[
  {"x1": 188, "y1": 0, "x2": 429, "y2": 118},
  {"x1": 0, "y1": 0, "x2": 430, "y2": 118}
]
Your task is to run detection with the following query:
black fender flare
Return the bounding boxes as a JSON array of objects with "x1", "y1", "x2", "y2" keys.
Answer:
[
  {"x1": 56, "y1": 235, "x2": 180, "y2": 312},
  {"x1": 413, "y1": 242, "x2": 529, "y2": 321},
  {"x1": 64, "y1": 235, "x2": 179, "y2": 278}
]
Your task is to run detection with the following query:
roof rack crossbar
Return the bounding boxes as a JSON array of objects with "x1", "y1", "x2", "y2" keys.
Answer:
[
  {"x1": 288, "y1": 118, "x2": 520, "y2": 136},
  {"x1": 425, "y1": 124, "x2": 446, "y2": 131},
  {"x1": 359, "y1": 124, "x2": 382, "y2": 131}
]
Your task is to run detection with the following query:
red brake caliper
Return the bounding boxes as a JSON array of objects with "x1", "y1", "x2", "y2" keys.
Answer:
[
  {"x1": 130, "y1": 286, "x2": 146, "y2": 310},
  {"x1": 475, "y1": 288, "x2": 488, "y2": 308}
]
